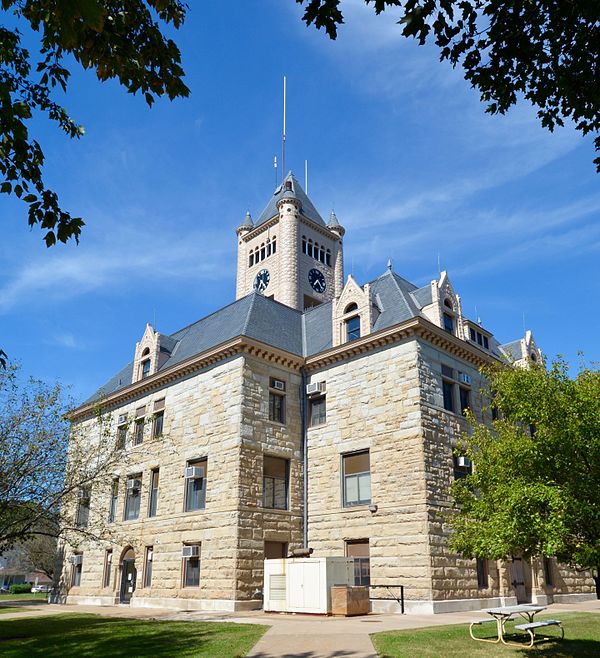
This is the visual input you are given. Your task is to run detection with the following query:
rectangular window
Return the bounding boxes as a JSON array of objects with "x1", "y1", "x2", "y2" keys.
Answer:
[
  {"x1": 346, "y1": 540, "x2": 370, "y2": 586},
  {"x1": 469, "y1": 327, "x2": 476, "y2": 341},
  {"x1": 543, "y1": 557, "x2": 554, "y2": 587},
  {"x1": 443, "y1": 313, "x2": 454, "y2": 333},
  {"x1": 483, "y1": 336, "x2": 489, "y2": 349},
  {"x1": 459, "y1": 387, "x2": 470, "y2": 416},
  {"x1": 309, "y1": 395, "x2": 326, "y2": 426},
  {"x1": 184, "y1": 459, "x2": 207, "y2": 512},
  {"x1": 263, "y1": 456, "x2": 289, "y2": 510},
  {"x1": 71, "y1": 555, "x2": 83, "y2": 587},
  {"x1": 117, "y1": 424, "x2": 128, "y2": 450},
  {"x1": 476, "y1": 558, "x2": 489, "y2": 588},
  {"x1": 443, "y1": 380, "x2": 455, "y2": 412},
  {"x1": 269, "y1": 378, "x2": 286, "y2": 424},
  {"x1": 124, "y1": 475, "x2": 141, "y2": 521},
  {"x1": 141, "y1": 359, "x2": 151, "y2": 378},
  {"x1": 102, "y1": 549, "x2": 112, "y2": 588},
  {"x1": 144, "y1": 546, "x2": 153, "y2": 588},
  {"x1": 183, "y1": 545, "x2": 201, "y2": 587},
  {"x1": 342, "y1": 451, "x2": 371, "y2": 507},
  {"x1": 153, "y1": 411, "x2": 164, "y2": 438},
  {"x1": 346, "y1": 316, "x2": 361, "y2": 341},
  {"x1": 134, "y1": 419, "x2": 144, "y2": 446},
  {"x1": 148, "y1": 469, "x2": 159, "y2": 517},
  {"x1": 76, "y1": 487, "x2": 91, "y2": 527},
  {"x1": 108, "y1": 479, "x2": 119, "y2": 523}
]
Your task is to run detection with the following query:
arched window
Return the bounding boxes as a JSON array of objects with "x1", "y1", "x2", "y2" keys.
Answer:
[
  {"x1": 308, "y1": 239, "x2": 313, "y2": 258},
  {"x1": 320, "y1": 246, "x2": 325, "y2": 263},
  {"x1": 141, "y1": 348, "x2": 151, "y2": 379},
  {"x1": 346, "y1": 316, "x2": 361, "y2": 342},
  {"x1": 249, "y1": 251, "x2": 254, "y2": 267},
  {"x1": 272, "y1": 237, "x2": 277, "y2": 254},
  {"x1": 344, "y1": 303, "x2": 358, "y2": 314},
  {"x1": 302, "y1": 236, "x2": 307, "y2": 254},
  {"x1": 266, "y1": 239, "x2": 271, "y2": 257},
  {"x1": 326, "y1": 250, "x2": 331, "y2": 267},
  {"x1": 530, "y1": 352, "x2": 537, "y2": 363},
  {"x1": 444, "y1": 298, "x2": 453, "y2": 309},
  {"x1": 260, "y1": 243, "x2": 266, "y2": 261}
]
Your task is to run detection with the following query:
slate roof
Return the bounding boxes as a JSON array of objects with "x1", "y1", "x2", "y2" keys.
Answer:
[
  {"x1": 498, "y1": 339, "x2": 523, "y2": 361},
  {"x1": 88, "y1": 269, "x2": 506, "y2": 404},
  {"x1": 255, "y1": 172, "x2": 325, "y2": 228}
]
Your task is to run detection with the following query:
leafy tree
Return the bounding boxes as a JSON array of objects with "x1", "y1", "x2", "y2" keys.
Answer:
[
  {"x1": 1, "y1": 0, "x2": 189, "y2": 248},
  {"x1": 296, "y1": 0, "x2": 600, "y2": 171},
  {"x1": 448, "y1": 357, "x2": 600, "y2": 597},
  {"x1": 0, "y1": 363, "x2": 120, "y2": 554}
]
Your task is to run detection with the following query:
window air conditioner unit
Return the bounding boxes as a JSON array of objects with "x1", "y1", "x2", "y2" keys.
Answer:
[
  {"x1": 70, "y1": 555, "x2": 83, "y2": 566},
  {"x1": 182, "y1": 545, "x2": 200, "y2": 558},
  {"x1": 272, "y1": 379, "x2": 285, "y2": 391},
  {"x1": 306, "y1": 382, "x2": 326, "y2": 396},
  {"x1": 458, "y1": 373, "x2": 472, "y2": 385},
  {"x1": 184, "y1": 466, "x2": 204, "y2": 480},
  {"x1": 457, "y1": 456, "x2": 472, "y2": 468},
  {"x1": 126, "y1": 478, "x2": 141, "y2": 490}
]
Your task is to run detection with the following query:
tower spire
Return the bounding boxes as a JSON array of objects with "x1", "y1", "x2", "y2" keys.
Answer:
[{"x1": 281, "y1": 76, "x2": 286, "y2": 183}]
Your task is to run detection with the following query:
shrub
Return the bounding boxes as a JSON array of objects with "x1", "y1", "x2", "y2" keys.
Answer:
[{"x1": 9, "y1": 583, "x2": 32, "y2": 594}]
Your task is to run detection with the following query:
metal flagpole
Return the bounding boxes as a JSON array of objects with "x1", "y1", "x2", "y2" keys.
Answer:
[{"x1": 282, "y1": 76, "x2": 286, "y2": 182}]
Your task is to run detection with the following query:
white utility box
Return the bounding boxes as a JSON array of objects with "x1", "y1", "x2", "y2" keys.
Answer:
[{"x1": 263, "y1": 557, "x2": 354, "y2": 614}]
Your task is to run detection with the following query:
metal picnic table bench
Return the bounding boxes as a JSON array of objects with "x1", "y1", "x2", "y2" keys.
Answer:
[{"x1": 469, "y1": 604, "x2": 563, "y2": 647}]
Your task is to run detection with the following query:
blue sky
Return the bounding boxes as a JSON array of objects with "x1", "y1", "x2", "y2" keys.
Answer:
[{"x1": 2, "y1": 0, "x2": 599, "y2": 402}]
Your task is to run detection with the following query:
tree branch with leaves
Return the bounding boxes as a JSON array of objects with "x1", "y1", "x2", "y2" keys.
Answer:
[{"x1": 297, "y1": 0, "x2": 600, "y2": 171}]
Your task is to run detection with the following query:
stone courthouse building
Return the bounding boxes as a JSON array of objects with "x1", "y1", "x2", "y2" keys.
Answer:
[{"x1": 60, "y1": 172, "x2": 595, "y2": 613}]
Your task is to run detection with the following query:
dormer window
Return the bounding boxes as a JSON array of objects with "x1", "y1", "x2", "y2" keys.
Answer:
[
  {"x1": 285, "y1": 180, "x2": 293, "y2": 191},
  {"x1": 344, "y1": 304, "x2": 361, "y2": 342},
  {"x1": 443, "y1": 313, "x2": 454, "y2": 333},
  {"x1": 444, "y1": 298, "x2": 453, "y2": 310},
  {"x1": 140, "y1": 348, "x2": 151, "y2": 379}
]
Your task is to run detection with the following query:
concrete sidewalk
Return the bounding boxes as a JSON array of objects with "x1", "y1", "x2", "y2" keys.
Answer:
[{"x1": 1, "y1": 598, "x2": 598, "y2": 657}]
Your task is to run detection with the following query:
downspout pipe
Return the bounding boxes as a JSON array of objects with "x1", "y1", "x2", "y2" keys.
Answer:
[{"x1": 300, "y1": 368, "x2": 308, "y2": 548}]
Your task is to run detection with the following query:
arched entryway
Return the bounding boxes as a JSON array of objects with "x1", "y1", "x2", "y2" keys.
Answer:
[{"x1": 119, "y1": 547, "x2": 137, "y2": 604}]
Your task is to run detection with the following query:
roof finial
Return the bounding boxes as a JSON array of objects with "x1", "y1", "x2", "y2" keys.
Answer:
[{"x1": 387, "y1": 258, "x2": 393, "y2": 271}]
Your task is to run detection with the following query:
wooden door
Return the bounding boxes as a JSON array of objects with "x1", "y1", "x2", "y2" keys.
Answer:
[{"x1": 511, "y1": 556, "x2": 529, "y2": 603}]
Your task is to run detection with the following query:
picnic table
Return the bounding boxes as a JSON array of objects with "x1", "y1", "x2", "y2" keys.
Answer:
[{"x1": 469, "y1": 604, "x2": 562, "y2": 646}]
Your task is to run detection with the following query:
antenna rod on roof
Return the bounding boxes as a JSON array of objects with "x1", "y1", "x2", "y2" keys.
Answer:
[
  {"x1": 282, "y1": 75, "x2": 286, "y2": 183},
  {"x1": 274, "y1": 156, "x2": 278, "y2": 187},
  {"x1": 305, "y1": 159, "x2": 308, "y2": 193}
]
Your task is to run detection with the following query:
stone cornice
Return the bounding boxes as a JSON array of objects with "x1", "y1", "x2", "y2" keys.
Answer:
[
  {"x1": 304, "y1": 316, "x2": 497, "y2": 372},
  {"x1": 70, "y1": 336, "x2": 304, "y2": 421}
]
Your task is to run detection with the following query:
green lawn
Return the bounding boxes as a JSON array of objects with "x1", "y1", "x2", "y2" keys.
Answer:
[
  {"x1": 0, "y1": 613, "x2": 268, "y2": 657},
  {"x1": 372, "y1": 613, "x2": 600, "y2": 657},
  {"x1": 0, "y1": 593, "x2": 49, "y2": 602},
  {"x1": 0, "y1": 607, "x2": 26, "y2": 614}
]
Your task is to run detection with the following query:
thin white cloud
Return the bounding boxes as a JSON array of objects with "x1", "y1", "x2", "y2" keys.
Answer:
[{"x1": 0, "y1": 213, "x2": 234, "y2": 314}]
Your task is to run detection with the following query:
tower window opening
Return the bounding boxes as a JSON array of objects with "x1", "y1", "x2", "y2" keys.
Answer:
[
  {"x1": 326, "y1": 250, "x2": 331, "y2": 267},
  {"x1": 249, "y1": 252, "x2": 254, "y2": 267},
  {"x1": 308, "y1": 239, "x2": 313, "y2": 258},
  {"x1": 302, "y1": 236, "x2": 307, "y2": 254},
  {"x1": 272, "y1": 237, "x2": 276, "y2": 254},
  {"x1": 266, "y1": 239, "x2": 271, "y2": 257},
  {"x1": 260, "y1": 243, "x2": 266, "y2": 261},
  {"x1": 320, "y1": 246, "x2": 325, "y2": 263}
]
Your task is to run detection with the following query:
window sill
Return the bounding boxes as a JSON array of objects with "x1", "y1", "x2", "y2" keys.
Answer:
[
  {"x1": 261, "y1": 506, "x2": 291, "y2": 514},
  {"x1": 309, "y1": 422, "x2": 326, "y2": 429},
  {"x1": 342, "y1": 504, "x2": 372, "y2": 511}
]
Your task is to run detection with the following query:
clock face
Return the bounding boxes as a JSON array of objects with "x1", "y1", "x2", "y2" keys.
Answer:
[
  {"x1": 253, "y1": 269, "x2": 270, "y2": 293},
  {"x1": 308, "y1": 268, "x2": 326, "y2": 294}
]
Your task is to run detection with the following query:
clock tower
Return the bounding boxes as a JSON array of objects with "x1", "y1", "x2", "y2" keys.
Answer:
[{"x1": 235, "y1": 172, "x2": 344, "y2": 311}]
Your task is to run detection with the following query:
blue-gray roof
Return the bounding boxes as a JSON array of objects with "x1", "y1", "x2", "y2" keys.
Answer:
[
  {"x1": 88, "y1": 268, "x2": 507, "y2": 404},
  {"x1": 255, "y1": 172, "x2": 325, "y2": 228},
  {"x1": 499, "y1": 339, "x2": 523, "y2": 361}
]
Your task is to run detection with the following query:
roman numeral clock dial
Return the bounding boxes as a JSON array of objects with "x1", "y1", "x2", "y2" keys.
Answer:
[
  {"x1": 253, "y1": 269, "x2": 270, "y2": 293},
  {"x1": 308, "y1": 268, "x2": 326, "y2": 294}
]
